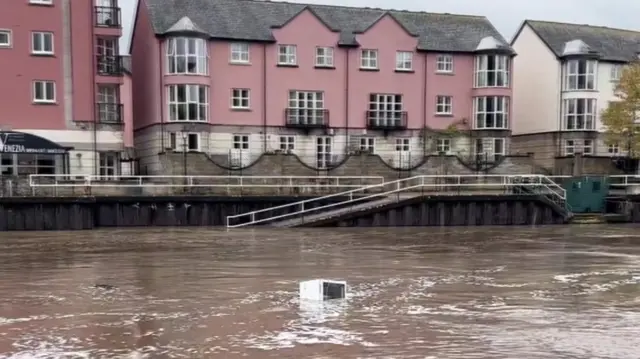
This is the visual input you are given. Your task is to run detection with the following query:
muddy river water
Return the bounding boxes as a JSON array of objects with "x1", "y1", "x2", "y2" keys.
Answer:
[{"x1": 0, "y1": 225, "x2": 639, "y2": 358}]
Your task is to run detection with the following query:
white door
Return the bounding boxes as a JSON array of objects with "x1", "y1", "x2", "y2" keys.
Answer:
[
  {"x1": 316, "y1": 137, "x2": 332, "y2": 169},
  {"x1": 395, "y1": 138, "x2": 410, "y2": 168},
  {"x1": 230, "y1": 134, "x2": 250, "y2": 167}
]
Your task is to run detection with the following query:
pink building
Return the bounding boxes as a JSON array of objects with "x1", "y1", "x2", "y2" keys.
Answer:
[
  {"x1": 0, "y1": 0, "x2": 134, "y2": 177},
  {"x1": 130, "y1": 0, "x2": 513, "y2": 172}
]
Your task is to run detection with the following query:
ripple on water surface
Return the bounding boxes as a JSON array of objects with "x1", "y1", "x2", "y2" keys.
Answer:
[{"x1": 0, "y1": 226, "x2": 640, "y2": 358}]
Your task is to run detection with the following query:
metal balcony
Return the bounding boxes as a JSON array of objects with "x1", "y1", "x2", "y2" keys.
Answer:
[
  {"x1": 285, "y1": 108, "x2": 329, "y2": 128},
  {"x1": 95, "y1": 6, "x2": 122, "y2": 28},
  {"x1": 366, "y1": 111, "x2": 408, "y2": 130},
  {"x1": 96, "y1": 55, "x2": 124, "y2": 76},
  {"x1": 96, "y1": 103, "x2": 123, "y2": 124}
]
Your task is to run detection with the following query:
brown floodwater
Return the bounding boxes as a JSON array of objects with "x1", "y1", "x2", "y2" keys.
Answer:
[{"x1": 0, "y1": 225, "x2": 639, "y2": 358}]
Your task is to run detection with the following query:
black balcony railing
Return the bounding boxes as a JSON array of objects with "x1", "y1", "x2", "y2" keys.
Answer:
[
  {"x1": 96, "y1": 55, "x2": 124, "y2": 76},
  {"x1": 95, "y1": 6, "x2": 122, "y2": 28},
  {"x1": 366, "y1": 111, "x2": 408, "y2": 130},
  {"x1": 96, "y1": 103, "x2": 123, "y2": 124},
  {"x1": 285, "y1": 108, "x2": 329, "y2": 128}
]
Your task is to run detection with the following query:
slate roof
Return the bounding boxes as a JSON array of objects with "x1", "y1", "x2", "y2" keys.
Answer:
[
  {"x1": 142, "y1": 0, "x2": 510, "y2": 52},
  {"x1": 524, "y1": 20, "x2": 640, "y2": 62}
]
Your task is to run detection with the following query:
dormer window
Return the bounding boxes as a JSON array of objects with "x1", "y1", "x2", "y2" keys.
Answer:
[
  {"x1": 166, "y1": 37, "x2": 208, "y2": 75},
  {"x1": 564, "y1": 59, "x2": 596, "y2": 91},
  {"x1": 474, "y1": 54, "x2": 509, "y2": 87}
]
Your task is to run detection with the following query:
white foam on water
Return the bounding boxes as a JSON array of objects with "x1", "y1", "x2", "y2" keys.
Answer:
[{"x1": 553, "y1": 269, "x2": 631, "y2": 283}]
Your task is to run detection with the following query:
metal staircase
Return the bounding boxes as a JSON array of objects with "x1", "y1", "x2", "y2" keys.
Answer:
[{"x1": 226, "y1": 174, "x2": 570, "y2": 228}]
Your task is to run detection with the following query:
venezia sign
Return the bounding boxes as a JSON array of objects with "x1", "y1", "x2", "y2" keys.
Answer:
[{"x1": 0, "y1": 131, "x2": 68, "y2": 154}]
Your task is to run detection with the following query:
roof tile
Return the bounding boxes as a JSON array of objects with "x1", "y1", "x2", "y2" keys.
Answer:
[
  {"x1": 143, "y1": 0, "x2": 509, "y2": 52},
  {"x1": 526, "y1": 20, "x2": 640, "y2": 62}
]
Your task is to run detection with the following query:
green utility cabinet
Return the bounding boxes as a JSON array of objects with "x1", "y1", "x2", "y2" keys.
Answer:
[{"x1": 563, "y1": 176, "x2": 609, "y2": 213}]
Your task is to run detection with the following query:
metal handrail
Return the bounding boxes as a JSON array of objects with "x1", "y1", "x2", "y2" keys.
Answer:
[
  {"x1": 226, "y1": 174, "x2": 568, "y2": 228},
  {"x1": 609, "y1": 175, "x2": 640, "y2": 187},
  {"x1": 28, "y1": 175, "x2": 385, "y2": 188}
]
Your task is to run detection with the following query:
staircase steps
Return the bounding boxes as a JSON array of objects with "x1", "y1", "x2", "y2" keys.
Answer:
[
  {"x1": 569, "y1": 213, "x2": 607, "y2": 224},
  {"x1": 270, "y1": 193, "x2": 421, "y2": 227}
]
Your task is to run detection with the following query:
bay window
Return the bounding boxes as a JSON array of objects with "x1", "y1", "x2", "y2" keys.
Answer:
[
  {"x1": 168, "y1": 84, "x2": 209, "y2": 122},
  {"x1": 166, "y1": 37, "x2": 208, "y2": 75},
  {"x1": 563, "y1": 98, "x2": 596, "y2": 130},
  {"x1": 564, "y1": 59, "x2": 596, "y2": 90},
  {"x1": 473, "y1": 96, "x2": 509, "y2": 129},
  {"x1": 474, "y1": 54, "x2": 509, "y2": 87}
]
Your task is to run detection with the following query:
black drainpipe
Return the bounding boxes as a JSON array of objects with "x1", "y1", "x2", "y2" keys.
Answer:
[
  {"x1": 85, "y1": 4, "x2": 98, "y2": 175},
  {"x1": 344, "y1": 48, "x2": 350, "y2": 154},
  {"x1": 262, "y1": 44, "x2": 267, "y2": 152},
  {"x1": 159, "y1": 41, "x2": 165, "y2": 150},
  {"x1": 557, "y1": 61, "x2": 564, "y2": 157},
  {"x1": 421, "y1": 51, "x2": 428, "y2": 155}
]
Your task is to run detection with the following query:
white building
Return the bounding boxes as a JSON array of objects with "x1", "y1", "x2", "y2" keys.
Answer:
[{"x1": 510, "y1": 20, "x2": 635, "y2": 170}]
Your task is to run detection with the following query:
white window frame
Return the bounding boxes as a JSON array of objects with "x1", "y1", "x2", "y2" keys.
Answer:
[
  {"x1": 315, "y1": 47, "x2": 334, "y2": 67},
  {"x1": 436, "y1": 54, "x2": 453, "y2": 73},
  {"x1": 98, "y1": 152, "x2": 119, "y2": 179},
  {"x1": 435, "y1": 95, "x2": 452, "y2": 115},
  {"x1": 166, "y1": 37, "x2": 208, "y2": 75},
  {"x1": 359, "y1": 137, "x2": 375, "y2": 153},
  {"x1": 563, "y1": 98, "x2": 596, "y2": 130},
  {"x1": 610, "y1": 64, "x2": 623, "y2": 82},
  {"x1": 287, "y1": 90, "x2": 325, "y2": 125},
  {"x1": 96, "y1": 37, "x2": 119, "y2": 74},
  {"x1": 565, "y1": 140, "x2": 575, "y2": 155},
  {"x1": 229, "y1": 42, "x2": 250, "y2": 64},
  {"x1": 583, "y1": 139, "x2": 593, "y2": 155},
  {"x1": 233, "y1": 134, "x2": 249, "y2": 150},
  {"x1": 29, "y1": 0, "x2": 53, "y2": 4},
  {"x1": 473, "y1": 96, "x2": 509, "y2": 129},
  {"x1": 230, "y1": 88, "x2": 250, "y2": 109},
  {"x1": 97, "y1": 85, "x2": 120, "y2": 123},
  {"x1": 360, "y1": 49, "x2": 378, "y2": 69},
  {"x1": 167, "y1": 84, "x2": 209, "y2": 122},
  {"x1": 33, "y1": 80, "x2": 56, "y2": 103},
  {"x1": 316, "y1": 137, "x2": 332, "y2": 169},
  {"x1": 0, "y1": 30, "x2": 11, "y2": 48},
  {"x1": 395, "y1": 138, "x2": 410, "y2": 152},
  {"x1": 31, "y1": 31, "x2": 54, "y2": 55},
  {"x1": 475, "y1": 138, "x2": 506, "y2": 157},
  {"x1": 436, "y1": 138, "x2": 451, "y2": 153},
  {"x1": 395, "y1": 51, "x2": 413, "y2": 71},
  {"x1": 277, "y1": 45, "x2": 297, "y2": 66},
  {"x1": 186, "y1": 133, "x2": 201, "y2": 152},
  {"x1": 608, "y1": 143, "x2": 620, "y2": 155},
  {"x1": 279, "y1": 136, "x2": 295, "y2": 151},
  {"x1": 368, "y1": 93, "x2": 403, "y2": 127},
  {"x1": 564, "y1": 59, "x2": 597, "y2": 91},
  {"x1": 474, "y1": 54, "x2": 509, "y2": 87}
]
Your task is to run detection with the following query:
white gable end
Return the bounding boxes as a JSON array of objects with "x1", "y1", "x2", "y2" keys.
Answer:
[
  {"x1": 562, "y1": 39, "x2": 591, "y2": 56},
  {"x1": 476, "y1": 36, "x2": 504, "y2": 51},
  {"x1": 165, "y1": 16, "x2": 207, "y2": 34}
]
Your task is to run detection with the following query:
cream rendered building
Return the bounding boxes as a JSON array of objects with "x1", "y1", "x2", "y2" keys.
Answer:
[{"x1": 510, "y1": 20, "x2": 635, "y2": 170}]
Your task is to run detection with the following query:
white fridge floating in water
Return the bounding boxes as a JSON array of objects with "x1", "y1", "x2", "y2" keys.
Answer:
[{"x1": 299, "y1": 279, "x2": 347, "y2": 301}]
